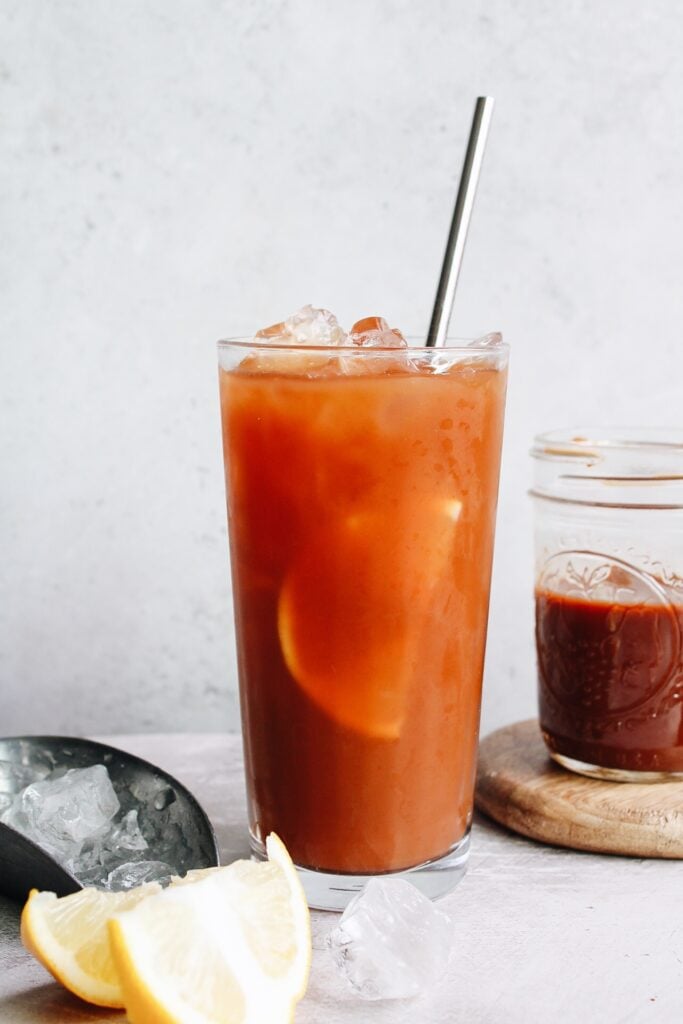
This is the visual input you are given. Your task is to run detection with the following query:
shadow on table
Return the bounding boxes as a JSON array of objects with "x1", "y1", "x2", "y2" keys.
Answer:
[{"x1": 0, "y1": 983, "x2": 125, "y2": 1023}]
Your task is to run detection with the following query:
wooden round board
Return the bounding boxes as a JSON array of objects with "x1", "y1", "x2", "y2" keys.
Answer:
[{"x1": 475, "y1": 719, "x2": 683, "y2": 858}]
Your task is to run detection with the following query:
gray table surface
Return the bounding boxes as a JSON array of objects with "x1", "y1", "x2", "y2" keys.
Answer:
[{"x1": 1, "y1": 733, "x2": 681, "y2": 1023}]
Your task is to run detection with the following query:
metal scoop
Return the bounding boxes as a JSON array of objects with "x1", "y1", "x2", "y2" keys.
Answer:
[{"x1": 0, "y1": 735, "x2": 220, "y2": 902}]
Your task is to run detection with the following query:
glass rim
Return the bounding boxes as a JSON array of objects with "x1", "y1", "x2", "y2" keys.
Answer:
[{"x1": 217, "y1": 332, "x2": 506, "y2": 355}]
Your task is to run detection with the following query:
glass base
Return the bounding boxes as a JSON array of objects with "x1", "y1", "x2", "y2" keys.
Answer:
[
  {"x1": 550, "y1": 750, "x2": 683, "y2": 783},
  {"x1": 251, "y1": 832, "x2": 471, "y2": 912}
]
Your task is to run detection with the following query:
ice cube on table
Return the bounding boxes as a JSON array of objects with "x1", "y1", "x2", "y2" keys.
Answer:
[
  {"x1": 106, "y1": 859, "x2": 175, "y2": 891},
  {"x1": 348, "y1": 316, "x2": 407, "y2": 348},
  {"x1": 1, "y1": 765, "x2": 120, "y2": 862},
  {"x1": 328, "y1": 877, "x2": 453, "y2": 1000}
]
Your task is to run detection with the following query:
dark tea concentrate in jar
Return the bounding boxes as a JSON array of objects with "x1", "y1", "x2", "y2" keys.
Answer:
[{"x1": 531, "y1": 429, "x2": 683, "y2": 781}]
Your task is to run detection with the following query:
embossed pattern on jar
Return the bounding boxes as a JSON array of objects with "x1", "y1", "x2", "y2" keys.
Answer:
[{"x1": 531, "y1": 429, "x2": 683, "y2": 781}]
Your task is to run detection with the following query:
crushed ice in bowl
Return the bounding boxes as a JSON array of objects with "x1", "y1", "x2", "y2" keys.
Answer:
[
  {"x1": 1, "y1": 765, "x2": 120, "y2": 863},
  {"x1": 328, "y1": 877, "x2": 454, "y2": 1000},
  {"x1": 0, "y1": 759, "x2": 51, "y2": 794},
  {"x1": 103, "y1": 808, "x2": 149, "y2": 854},
  {"x1": 105, "y1": 859, "x2": 175, "y2": 891},
  {"x1": 1, "y1": 763, "x2": 183, "y2": 889}
]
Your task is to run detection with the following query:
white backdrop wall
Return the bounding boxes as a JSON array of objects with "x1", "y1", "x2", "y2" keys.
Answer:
[{"x1": 2, "y1": 0, "x2": 682, "y2": 737}]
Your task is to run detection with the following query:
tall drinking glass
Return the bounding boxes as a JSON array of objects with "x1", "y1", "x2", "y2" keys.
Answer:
[{"x1": 218, "y1": 337, "x2": 508, "y2": 909}]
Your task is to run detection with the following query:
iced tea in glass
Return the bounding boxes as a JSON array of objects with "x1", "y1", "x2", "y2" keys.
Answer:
[{"x1": 218, "y1": 316, "x2": 507, "y2": 909}]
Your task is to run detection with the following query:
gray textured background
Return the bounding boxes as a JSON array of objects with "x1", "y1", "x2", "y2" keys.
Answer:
[{"x1": 2, "y1": 0, "x2": 682, "y2": 737}]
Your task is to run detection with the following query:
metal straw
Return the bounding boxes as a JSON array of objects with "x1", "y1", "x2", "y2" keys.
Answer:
[{"x1": 426, "y1": 96, "x2": 495, "y2": 348}]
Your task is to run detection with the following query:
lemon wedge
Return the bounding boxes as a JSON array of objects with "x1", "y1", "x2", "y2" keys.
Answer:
[
  {"x1": 21, "y1": 882, "x2": 161, "y2": 1007},
  {"x1": 109, "y1": 834, "x2": 311, "y2": 1024},
  {"x1": 278, "y1": 499, "x2": 462, "y2": 737}
]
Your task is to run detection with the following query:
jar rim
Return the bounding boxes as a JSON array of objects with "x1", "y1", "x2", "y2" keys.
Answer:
[
  {"x1": 531, "y1": 427, "x2": 683, "y2": 466},
  {"x1": 530, "y1": 427, "x2": 683, "y2": 509}
]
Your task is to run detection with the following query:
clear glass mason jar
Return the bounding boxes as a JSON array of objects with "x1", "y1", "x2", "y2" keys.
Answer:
[{"x1": 530, "y1": 428, "x2": 683, "y2": 781}]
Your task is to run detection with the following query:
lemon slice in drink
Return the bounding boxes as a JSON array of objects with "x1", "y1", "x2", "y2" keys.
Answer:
[
  {"x1": 109, "y1": 833, "x2": 311, "y2": 1024},
  {"x1": 21, "y1": 882, "x2": 161, "y2": 1007},
  {"x1": 278, "y1": 499, "x2": 462, "y2": 738}
]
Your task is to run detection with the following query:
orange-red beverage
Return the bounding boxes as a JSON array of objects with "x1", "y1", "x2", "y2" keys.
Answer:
[{"x1": 218, "y1": 336, "x2": 507, "y2": 908}]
